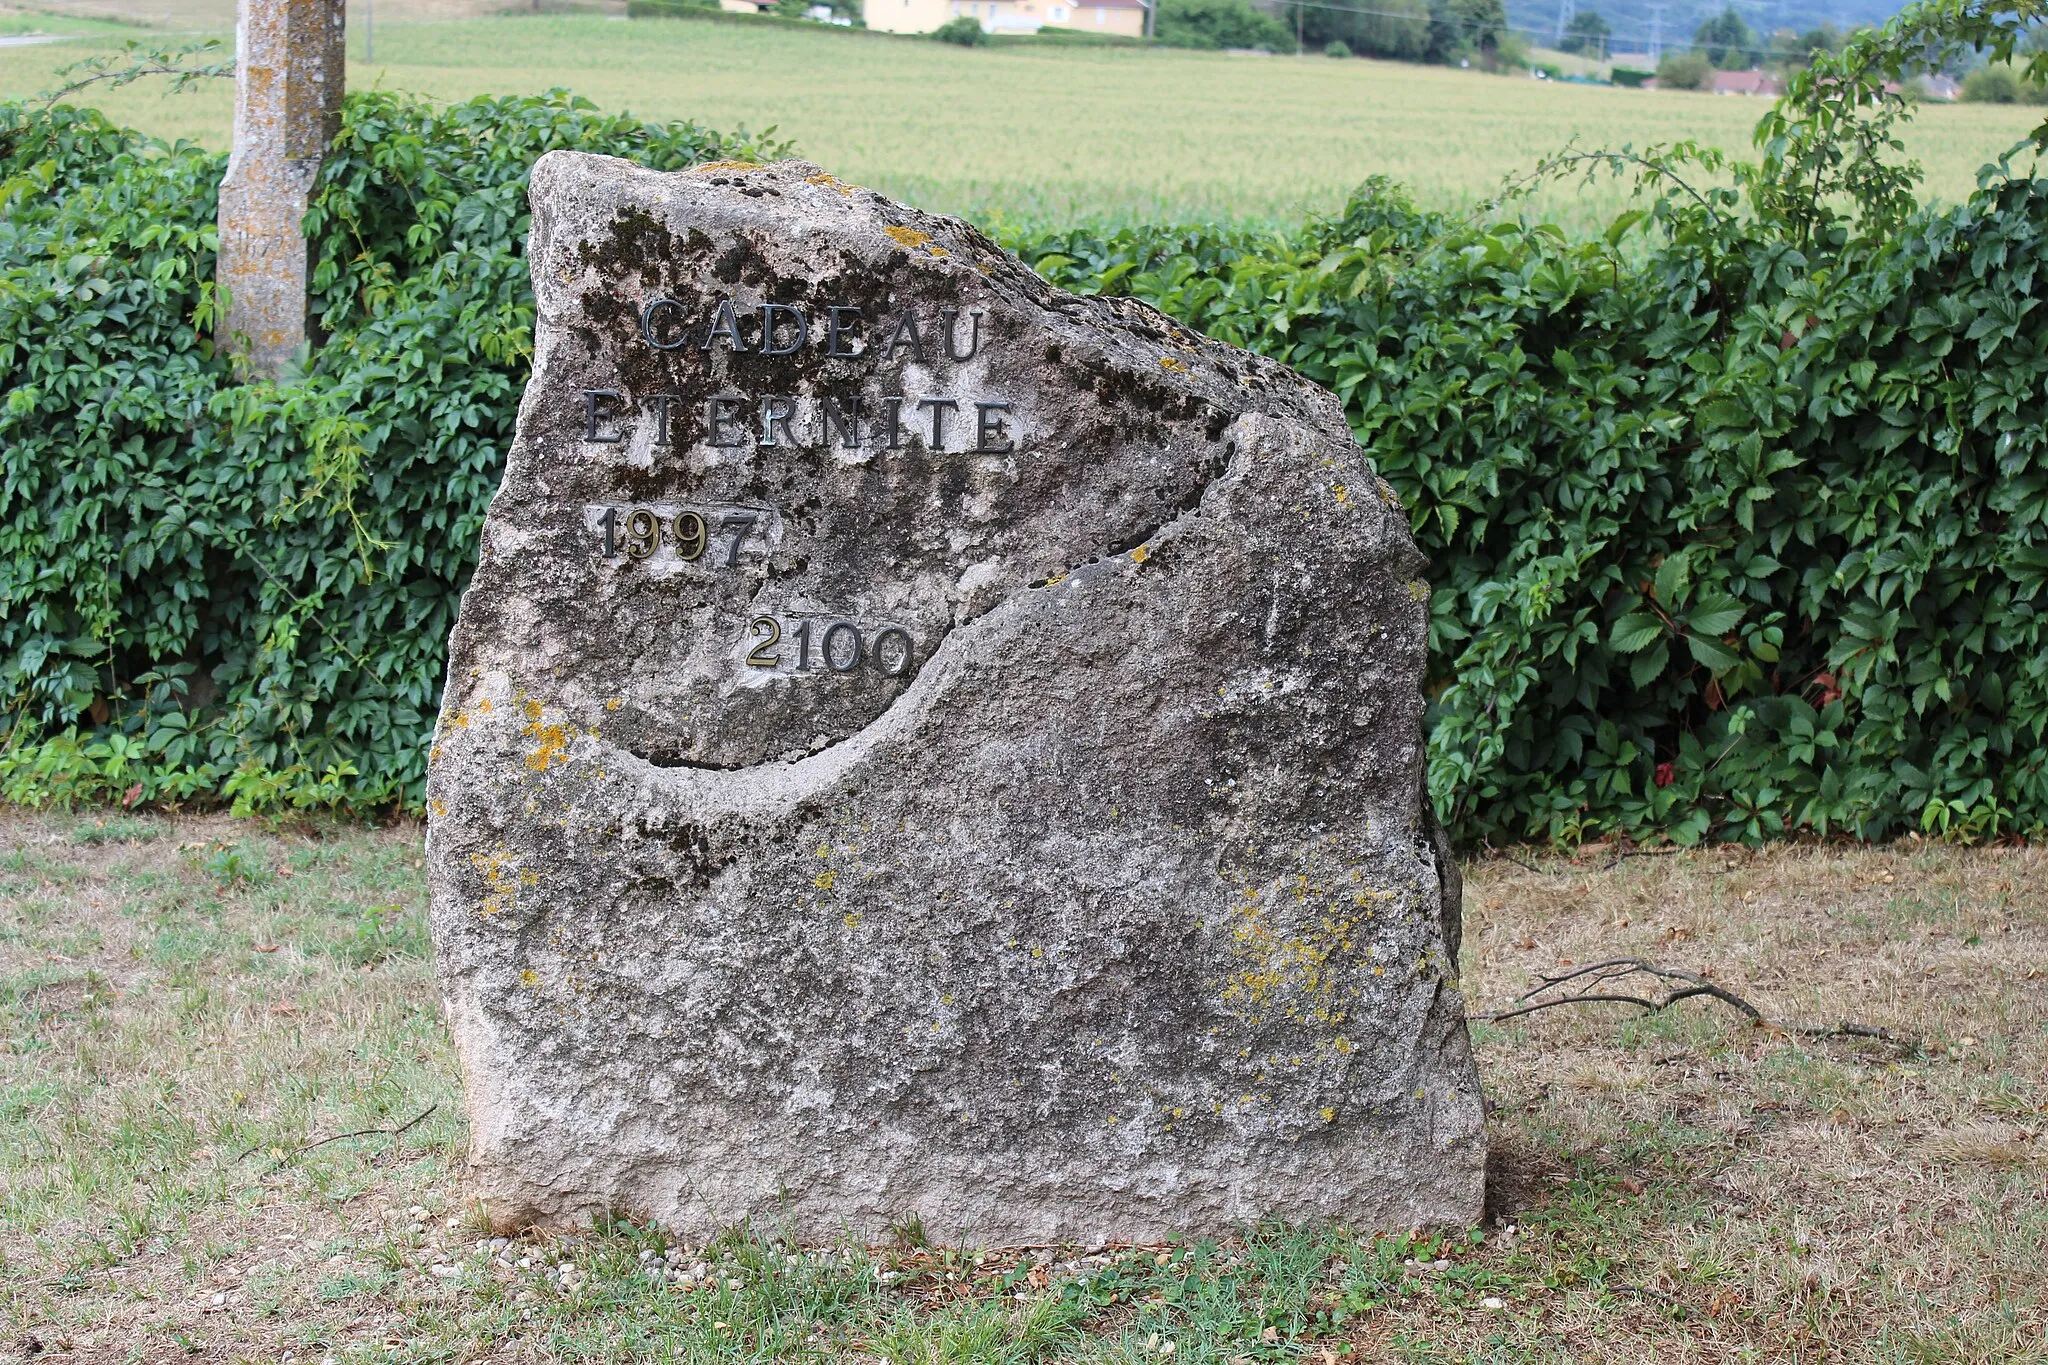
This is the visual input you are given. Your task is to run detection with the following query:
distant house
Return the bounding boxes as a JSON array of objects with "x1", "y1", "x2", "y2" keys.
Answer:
[
  {"x1": 1922, "y1": 74, "x2": 1961, "y2": 101},
  {"x1": 951, "y1": 0, "x2": 1047, "y2": 33},
  {"x1": 1711, "y1": 69, "x2": 1781, "y2": 96},
  {"x1": 867, "y1": 0, "x2": 1147, "y2": 35},
  {"x1": 863, "y1": 0, "x2": 922, "y2": 29},
  {"x1": 1054, "y1": 0, "x2": 1147, "y2": 35}
]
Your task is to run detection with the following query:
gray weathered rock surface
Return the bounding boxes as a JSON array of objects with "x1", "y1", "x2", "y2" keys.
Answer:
[{"x1": 426, "y1": 152, "x2": 1486, "y2": 1243}]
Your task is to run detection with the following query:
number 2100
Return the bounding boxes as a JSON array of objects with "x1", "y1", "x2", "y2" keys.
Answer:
[{"x1": 746, "y1": 617, "x2": 914, "y2": 678}]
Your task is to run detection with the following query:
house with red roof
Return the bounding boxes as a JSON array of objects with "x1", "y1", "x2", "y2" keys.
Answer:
[{"x1": 1711, "y1": 69, "x2": 1782, "y2": 96}]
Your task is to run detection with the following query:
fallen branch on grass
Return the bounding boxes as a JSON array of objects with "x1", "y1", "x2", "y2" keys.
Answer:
[
  {"x1": 1480, "y1": 958, "x2": 1917, "y2": 1048},
  {"x1": 236, "y1": 1105, "x2": 437, "y2": 1167},
  {"x1": 1482, "y1": 841, "x2": 1684, "y2": 877}
]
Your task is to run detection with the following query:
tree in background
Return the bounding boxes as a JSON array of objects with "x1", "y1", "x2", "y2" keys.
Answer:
[
  {"x1": 1357, "y1": 0, "x2": 1432, "y2": 59},
  {"x1": 1960, "y1": 60, "x2": 2048, "y2": 100},
  {"x1": 1559, "y1": 7, "x2": 1610, "y2": 57},
  {"x1": 1793, "y1": 22, "x2": 1845, "y2": 63},
  {"x1": 1656, "y1": 46, "x2": 1712, "y2": 86},
  {"x1": 1427, "y1": 0, "x2": 1506, "y2": 62},
  {"x1": 1155, "y1": 0, "x2": 1294, "y2": 50},
  {"x1": 1695, "y1": 5, "x2": 1760, "y2": 67},
  {"x1": 932, "y1": 14, "x2": 986, "y2": 42},
  {"x1": 1283, "y1": 0, "x2": 1430, "y2": 60}
]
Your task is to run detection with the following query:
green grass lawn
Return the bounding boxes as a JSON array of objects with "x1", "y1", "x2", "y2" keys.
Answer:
[
  {"x1": 3, "y1": 814, "x2": 2042, "y2": 1361},
  {"x1": 1, "y1": 11, "x2": 2041, "y2": 229}
]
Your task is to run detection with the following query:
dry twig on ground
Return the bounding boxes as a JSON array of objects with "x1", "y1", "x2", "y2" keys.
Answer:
[
  {"x1": 236, "y1": 1104, "x2": 438, "y2": 1169},
  {"x1": 1481, "y1": 957, "x2": 1918, "y2": 1048}
]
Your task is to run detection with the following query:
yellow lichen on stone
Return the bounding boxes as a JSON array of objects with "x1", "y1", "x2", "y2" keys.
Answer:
[
  {"x1": 805, "y1": 172, "x2": 856, "y2": 196},
  {"x1": 521, "y1": 704, "x2": 572, "y2": 772},
  {"x1": 1220, "y1": 879, "x2": 1382, "y2": 1029},
  {"x1": 1130, "y1": 545, "x2": 1149, "y2": 564},
  {"x1": 693, "y1": 160, "x2": 763, "y2": 173},
  {"x1": 884, "y1": 224, "x2": 932, "y2": 250},
  {"x1": 1332, "y1": 483, "x2": 1350, "y2": 505},
  {"x1": 470, "y1": 845, "x2": 524, "y2": 918},
  {"x1": 1407, "y1": 579, "x2": 1430, "y2": 602},
  {"x1": 1376, "y1": 478, "x2": 1404, "y2": 508},
  {"x1": 1159, "y1": 355, "x2": 1189, "y2": 373},
  {"x1": 814, "y1": 870, "x2": 837, "y2": 891},
  {"x1": 605, "y1": 697, "x2": 623, "y2": 712}
]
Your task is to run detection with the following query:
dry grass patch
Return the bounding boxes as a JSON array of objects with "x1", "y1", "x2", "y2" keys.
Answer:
[
  {"x1": 0, "y1": 813, "x2": 2042, "y2": 1362},
  {"x1": 1445, "y1": 842, "x2": 2047, "y2": 1362}
]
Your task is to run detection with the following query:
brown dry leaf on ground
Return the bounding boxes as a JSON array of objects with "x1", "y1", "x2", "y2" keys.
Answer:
[{"x1": 0, "y1": 814, "x2": 2043, "y2": 1363}]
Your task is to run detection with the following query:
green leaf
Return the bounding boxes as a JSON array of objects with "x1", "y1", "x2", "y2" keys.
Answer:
[
  {"x1": 1609, "y1": 613, "x2": 1665, "y2": 654},
  {"x1": 1684, "y1": 594, "x2": 1746, "y2": 636},
  {"x1": 1687, "y1": 633, "x2": 1742, "y2": 672},
  {"x1": 1604, "y1": 209, "x2": 1648, "y2": 246},
  {"x1": 1630, "y1": 643, "x2": 1670, "y2": 690},
  {"x1": 1653, "y1": 550, "x2": 1692, "y2": 608}
]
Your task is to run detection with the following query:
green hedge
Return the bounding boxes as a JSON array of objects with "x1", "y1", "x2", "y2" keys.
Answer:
[
  {"x1": 4, "y1": 2, "x2": 2048, "y2": 841},
  {"x1": 1017, "y1": 175, "x2": 2048, "y2": 844},
  {"x1": 0, "y1": 90, "x2": 782, "y2": 812}
]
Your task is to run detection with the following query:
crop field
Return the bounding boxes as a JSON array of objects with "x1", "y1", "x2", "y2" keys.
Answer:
[
  {"x1": 1, "y1": 814, "x2": 2042, "y2": 1361},
  {"x1": 2, "y1": 7, "x2": 2041, "y2": 229}
]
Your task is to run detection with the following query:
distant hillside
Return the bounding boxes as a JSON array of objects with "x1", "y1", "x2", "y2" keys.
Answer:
[{"x1": 1506, "y1": 0, "x2": 1907, "y2": 61}]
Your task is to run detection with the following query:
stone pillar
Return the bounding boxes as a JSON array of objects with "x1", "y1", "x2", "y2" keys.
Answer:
[{"x1": 217, "y1": 0, "x2": 346, "y2": 378}]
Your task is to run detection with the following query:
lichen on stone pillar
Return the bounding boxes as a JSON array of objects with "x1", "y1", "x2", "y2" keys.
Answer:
[{"x1": 216, "y1": 0, "x2": 345, "y2": 379}]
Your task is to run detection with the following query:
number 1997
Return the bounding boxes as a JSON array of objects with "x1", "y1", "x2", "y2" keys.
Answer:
[{"x1": 594, "y1": 505, "x2": 763, "y2": 569}]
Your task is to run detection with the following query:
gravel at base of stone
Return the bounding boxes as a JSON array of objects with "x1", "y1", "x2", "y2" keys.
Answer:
[{"x1": 426, "y1": 153, "x2": 1485, "y2": 1243}]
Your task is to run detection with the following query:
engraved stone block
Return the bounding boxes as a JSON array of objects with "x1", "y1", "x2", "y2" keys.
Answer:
[{"x1": 426, "y1": 153, "x2": 1486, "y2": 1243}]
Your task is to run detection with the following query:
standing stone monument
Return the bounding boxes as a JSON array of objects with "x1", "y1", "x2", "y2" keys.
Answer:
[
  {"x1": 426, "y1": 153, "x2": 1486, "y2": 1243},
  {"x1": 216, "y1": 0, "x2": 345, "y2": 377}
]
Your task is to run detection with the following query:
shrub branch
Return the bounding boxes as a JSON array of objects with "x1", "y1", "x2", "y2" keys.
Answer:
[
  {"x1": 1482, "y1": 957, "x2": 1917, "y2": 1048},
  {"x1": 38, "y1": 40, "x2": 234, "y2": 111}
]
